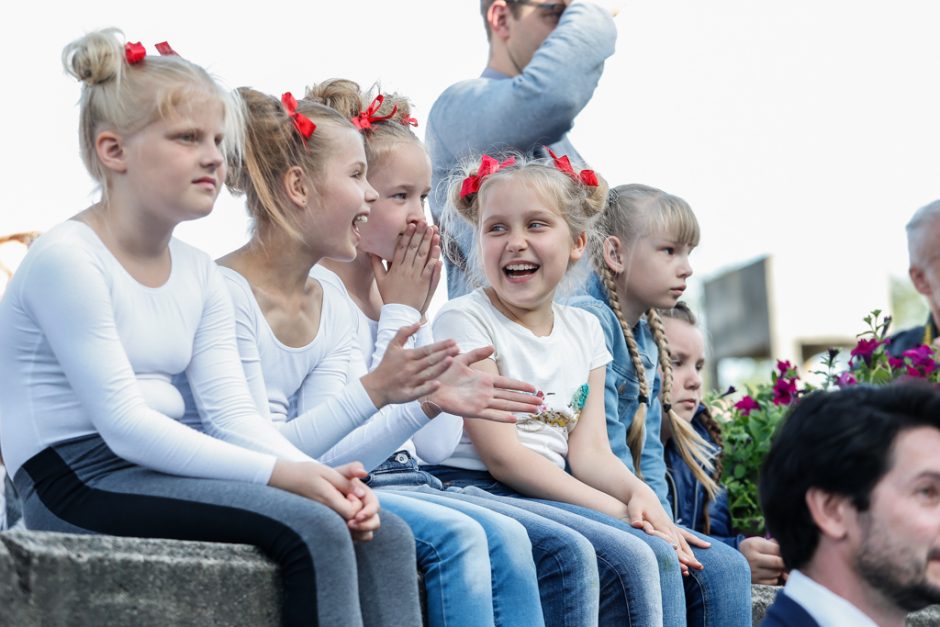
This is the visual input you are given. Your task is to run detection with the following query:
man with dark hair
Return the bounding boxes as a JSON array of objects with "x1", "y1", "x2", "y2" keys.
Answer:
[
  {"x1": 426, "y1": 0, "x2": 618, "y2": 297},
  {"x1": 759, "y1": 384, "x2": 940, "y2": 627}
]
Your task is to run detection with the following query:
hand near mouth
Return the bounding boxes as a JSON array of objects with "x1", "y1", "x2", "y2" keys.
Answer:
[{"x1": 373, "y1": 221, "x2": 442, "y2": 315}]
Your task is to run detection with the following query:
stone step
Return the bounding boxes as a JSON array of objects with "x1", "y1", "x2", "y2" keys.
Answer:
[{"x1": 1, "y1": 530, "x2": 937, "y2": 626}]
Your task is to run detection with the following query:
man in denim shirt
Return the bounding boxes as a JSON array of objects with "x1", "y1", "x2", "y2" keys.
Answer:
[{"x1": 426, "y1": 0, "x2": 618, "y2": 297}]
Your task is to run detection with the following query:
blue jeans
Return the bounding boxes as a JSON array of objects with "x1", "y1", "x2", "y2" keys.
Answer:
[
  {"x1": 427, "y1": 466, "x2": 753, "y2": 627},
  {"x1": 426, "y1": 467, "x2": 663, "y2": 626},
  {"x1": 370, "y1": 452, "x2": 596, "y2": 627}
]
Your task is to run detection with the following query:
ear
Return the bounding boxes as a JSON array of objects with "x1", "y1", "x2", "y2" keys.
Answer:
[
  {"x1": 910, "y1": 265, "x2": 930, "y2": 296},
  {"x1": 569, "y1": 230, "x2": 587, "y2": 262},
  {"x1": 805, "y1": 487, "x2": 854, "y2": 541},
  {"x1": 488, "y1": 1, "x2": 512, "y2": 42},
  {"x1": 603, "y1": 235, "x2": 625, "y2": 274},
  {"x1": 95, "y1": 130, "x2": 127, "y2": 174},
  {"x1": 282, "y1": 166, "x2": 310, "y2": 209}
]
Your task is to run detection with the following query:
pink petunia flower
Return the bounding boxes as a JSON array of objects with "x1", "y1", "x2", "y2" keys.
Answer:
[
  {"x1": 835, "y1": 372, "x2": 857, "y2": 388},
  {"x1": 850, "y1": 338, "x2": 883, "y2": 365},
  {"x1": 734, "y1": 396, "x2": 760, "y2": 416},
  {"x1": 772, "y1": 377, "x2": 798, "y2": 406}
]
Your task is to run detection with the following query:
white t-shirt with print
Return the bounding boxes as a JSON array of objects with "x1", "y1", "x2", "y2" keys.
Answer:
[{"x1": 430, "y1": 288, "x2": 611, "y2": 470}]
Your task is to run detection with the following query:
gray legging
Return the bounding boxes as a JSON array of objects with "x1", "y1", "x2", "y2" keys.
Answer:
[{"x1": 12, "y1": 434, "x2": 420, "y2": 627}]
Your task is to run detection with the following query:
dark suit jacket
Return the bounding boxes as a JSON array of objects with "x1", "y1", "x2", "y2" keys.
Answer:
[{"x1": 760, "y1": 591, "x2": 822, "y2": 627}]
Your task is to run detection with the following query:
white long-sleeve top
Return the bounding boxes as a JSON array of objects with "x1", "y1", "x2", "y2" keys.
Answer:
[
  {"x1": 310, "y1": 266, "x2": 465, "y2": 469},
  {"x1": 0, "y1": 221, "x2": 312, "y2": 482},
  {"x1": 179, "y1": 267, "x2": 380, "y2": 458}
]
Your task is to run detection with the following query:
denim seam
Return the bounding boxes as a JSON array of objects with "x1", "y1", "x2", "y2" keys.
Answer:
[
  {"x1": 533, "y1": 535, "x2": 596, "y2": 627},
  {"x1": 414, "y1": 538, "x2": 451, "y2": 627},
  {"x1": 595, "y1": 553, "x2": 634, "y2": 627}
]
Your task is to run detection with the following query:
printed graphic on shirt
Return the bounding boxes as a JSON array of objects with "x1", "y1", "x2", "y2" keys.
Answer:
[{"x1": 517, "y1": 384, "x2": 589, "y2": 433}]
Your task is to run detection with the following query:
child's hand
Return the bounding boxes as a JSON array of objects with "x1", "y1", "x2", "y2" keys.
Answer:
[
  {"x1": 422, "y1": 345, "x2": 540, "y2": 421},
  {"x1": 625, "y1": 485, "x2": 704, "y2": 575},
  {"x1": 268, "y1": 460, "x2": 364, "y2": 521},
  {"x1": 361, "y1": 323, "x2": 459, "y2": 407},
  {"x1": 372, "y1": 222, "x2": 442, "y2": 315},
  {"x1": 333, "y1": 463, "x2": 382, "y2": 542},
  {"x1": 740, "y1": 536, "x2": 785, "y2": 584}
]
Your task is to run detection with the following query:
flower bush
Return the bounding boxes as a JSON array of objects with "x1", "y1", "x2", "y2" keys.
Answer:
[{"x1": 709, "y1": 310, "x2": 939, "y2": 534}]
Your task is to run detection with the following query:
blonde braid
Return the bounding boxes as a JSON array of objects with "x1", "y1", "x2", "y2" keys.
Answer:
[
  {"x1": 598, "y1": 264, "x2": 648, "y2": 476},
  {"x1": 647, "y1": 309, "x2": 720, "y2": 499}
]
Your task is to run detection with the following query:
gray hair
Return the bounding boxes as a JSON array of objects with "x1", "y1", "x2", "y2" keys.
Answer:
[{"x1": 906, "y1": 200, "x2": 940, "y2": 267}]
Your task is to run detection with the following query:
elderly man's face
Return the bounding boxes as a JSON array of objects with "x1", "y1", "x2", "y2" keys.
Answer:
[
  {"x1": 910, "y1": 217, "x2": 940, "y2": 315},
  {"x1": 851, "y1": 427, "x2": 940, "y2": 612}
]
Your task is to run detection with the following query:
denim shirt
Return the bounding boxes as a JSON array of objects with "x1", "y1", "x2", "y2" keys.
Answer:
[
  {"x1": 665, "y1": 406, "x2": 745, "y2": 550},
  {"x1": 426, "y1": 1, "x2": 617, "y2": 297},
  {"x1": 567, "y1": 273, "x2": 670, "y2": 512}
]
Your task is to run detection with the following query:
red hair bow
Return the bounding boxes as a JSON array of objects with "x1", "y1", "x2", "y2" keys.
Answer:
[
  {"x1": 125, "y1": 40, "x2": 177, "y2": 65},
  {"x1": 124, "y1": 42, "x2": 146, "y2": 65},
  {"x1": 352, "y1": 95, "x2": 398, "y2": 131},
  {"x1": 547, "y1": 147, "x2": 598, "y2": 187},
  {"x1": 400, "y1": 115, "x2": 419, "y2": 127},
  {"x1": 281, "y1": 92, "x2": 316, "y2": 142},
  {"x1": 459, "y1": 155, "x2": 517, "y2": 199},
  {"x1": 154, "y1": 41, "x2": 177, "y2": 56}
]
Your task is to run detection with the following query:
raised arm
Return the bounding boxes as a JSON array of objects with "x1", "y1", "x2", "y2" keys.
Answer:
[{"x1": 427, "y1": 1, "x2": 617, "y2": 162}]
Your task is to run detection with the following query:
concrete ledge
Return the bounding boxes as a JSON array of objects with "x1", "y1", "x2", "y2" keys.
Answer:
[
  {"x1": 1, "y1": 530, "x2": 937, "y2": 626},
  {"x1": 0, "y1": 530, "x2": 281, "y2": 626}
]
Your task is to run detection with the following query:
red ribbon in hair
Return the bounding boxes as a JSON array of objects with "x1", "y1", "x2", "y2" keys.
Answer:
[
  {"x1": 352, "y1": 95, "x2": 398, "y2": 131},
  {"x1": 124, "y1": 42, "x2": 146, "y2": 65},
  {"x1": 281, "y1": 92, "x2": 316, "y2": 142},
  {"x1": 546, "y1": 147, "x2": 598, "y2": 187},
  {"x1": 459, "y1": 155, "x2": 517, "y2": 199},
  {"x1": 155, "y1": 41, "x2": 177, "y2": 56},
  {"x1": 400, "y1": 115, "x2": 419, "y2": 127}
]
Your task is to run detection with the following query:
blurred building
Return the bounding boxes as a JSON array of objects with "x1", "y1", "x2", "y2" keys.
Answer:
[{"x1": 703, "y1": 254, "x2": 892, "y2": 388}]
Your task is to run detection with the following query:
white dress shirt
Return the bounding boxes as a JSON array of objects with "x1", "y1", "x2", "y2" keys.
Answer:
[{"x1": 784, "y1": 569, "x2": 878, "y2": 627}]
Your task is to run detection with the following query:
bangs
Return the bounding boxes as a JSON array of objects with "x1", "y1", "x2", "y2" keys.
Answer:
[
  {"x1": 646, "y1": 195, "x2": 700, "y2": 247},
  {"x1": 151, "y1": 68, "x2": 245, "y2": 164}
]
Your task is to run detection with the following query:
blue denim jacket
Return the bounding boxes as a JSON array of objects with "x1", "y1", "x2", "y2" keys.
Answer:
[
  {"x1": 567, "y1": 273, "x2": 671, "y2": 512},
  {"x1": 665, "y1": 405, "x2": 745, "y2": 550}
]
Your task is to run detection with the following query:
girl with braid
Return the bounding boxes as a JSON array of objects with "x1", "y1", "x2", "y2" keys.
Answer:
[
  {"x1": 570, "y1": 184, "x2": 716, "y2": 511},
  {"x1": 660, "y1": 302, "x2": 786, "y2": 585},
  {"x1": 568, "y1": 182, "x2": 753, "y2": 624},
  {"x1": 427, "y1": 156, "x2": 752, "y2": 626}
]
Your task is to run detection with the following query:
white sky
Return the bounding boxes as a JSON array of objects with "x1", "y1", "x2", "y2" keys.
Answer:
[{"x1": 2, "y1": 1, "x2": 939, "y2": 324}]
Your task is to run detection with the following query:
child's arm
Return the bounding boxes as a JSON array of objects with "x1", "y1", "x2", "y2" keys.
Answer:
[
  {"x1": 567, "y1": 367, "x2": 705, "y2": 572},
  {"x1": 461, "y1": 360, "x2": 632, "y2": 518}
]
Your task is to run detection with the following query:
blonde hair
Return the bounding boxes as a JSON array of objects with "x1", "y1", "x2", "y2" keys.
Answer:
[
  {"x1": 305, "y1": 78, "x2": 421, "y2": 168},
  {"x1": 62, "y1": 28, "x2": 243, "y2": 202},
  {"x1": 659, "y1": 301, "x2": 725, "y2": 530},
  {"x1": 225, "y1": 87, "x2": 357, "y2": 241},
  {"x1": 444, "y1": 153, "x2": 608, "y2": 289},
  {"x1": 590, "y1": 184, "x2": 718, "y2": 498}
]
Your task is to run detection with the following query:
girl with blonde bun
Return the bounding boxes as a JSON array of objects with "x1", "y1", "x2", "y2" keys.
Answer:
[{"x1": 0, "y1": 29, "x2": 420, "y2": 626}]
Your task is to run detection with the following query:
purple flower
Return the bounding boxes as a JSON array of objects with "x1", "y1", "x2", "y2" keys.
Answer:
[
  {"x1": 888, "y1": 356, "x2": 906, "y2": 370},
  {"x1": 850, "y1": 338, "x2": 883, "y2": 365},
  {"x1": 902, "y1": 345, "x2": 937, "y2": 378},
  {"x1": 772, "y1": 377, "x2": 798, "y2": 406},
  {"x1": 735, "y1": 396, "x2": 760, "y2": 416},
  {"x1": 776, "y1": 360, "x2": 795, "y2": 376},
  {"x1": 835, "y1": 372, "x2": 857, "y2": 388}
]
